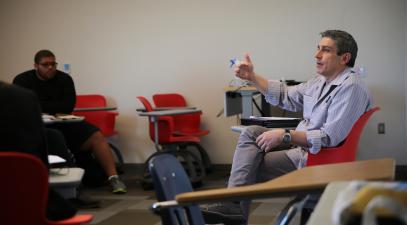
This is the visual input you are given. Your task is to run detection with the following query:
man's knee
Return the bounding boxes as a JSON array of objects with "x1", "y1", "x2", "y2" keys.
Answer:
[
  {"x1": 241, "y1": 125, "x2": 268, "y2": 139},
  {"x1": 82, "y1": 131, "x2": 107, "y2": 150},
  {"x1": 93, "y1": 131, "x2": 105, "y2": 140}
]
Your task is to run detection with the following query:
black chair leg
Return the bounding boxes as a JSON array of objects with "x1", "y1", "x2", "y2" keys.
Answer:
[
  {"x1": 189, "y1": 142, "x2": 212, "y2": 173},
  {"x1": 108, "y1": 142, "x2": 124, "y2": 174},
  {"x1": 274, "y1": 195, "x2": 310, "y2": 225}
]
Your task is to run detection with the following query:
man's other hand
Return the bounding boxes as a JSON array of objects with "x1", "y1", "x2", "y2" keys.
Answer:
[{"x1": 256, "y1": 129, "x2": 285, "y2": 152}]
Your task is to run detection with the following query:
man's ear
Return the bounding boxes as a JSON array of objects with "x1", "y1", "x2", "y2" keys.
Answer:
[
  {"x1": 34, "y1": 63, "x2": 39, "y2": 69},
  {"x1": 341, "y1": 53, "x2": 351, "y2": 65}
]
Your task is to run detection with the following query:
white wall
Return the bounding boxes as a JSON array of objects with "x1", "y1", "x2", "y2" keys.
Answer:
[
  {"x1": 405, "y1": 0, "x2": 407, "y2": 162},
  {"x1": 1, "y1": 0, "x2": 406, "y2": 164}
]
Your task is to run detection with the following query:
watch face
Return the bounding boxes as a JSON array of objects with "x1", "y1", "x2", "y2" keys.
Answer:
[{"x1": 283, "y1": 133, "x2": 291, "y2": 143}]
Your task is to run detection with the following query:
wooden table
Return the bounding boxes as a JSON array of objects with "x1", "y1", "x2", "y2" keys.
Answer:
[{"x1": 176, "y1": 158, "x2": 395, "y2": 204}]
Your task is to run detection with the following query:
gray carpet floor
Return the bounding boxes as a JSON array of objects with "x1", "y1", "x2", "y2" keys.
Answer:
[{"x1": 77, "y1": 166, "x2": 300, "y2": 225}]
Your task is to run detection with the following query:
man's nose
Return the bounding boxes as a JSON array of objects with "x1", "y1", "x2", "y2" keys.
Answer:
[{"x1": 314, "y1": 50, "x2": 322, "y2": 59}]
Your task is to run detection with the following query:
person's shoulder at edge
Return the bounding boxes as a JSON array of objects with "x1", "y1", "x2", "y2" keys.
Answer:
[
  {"x1": 13, "y1": 69, "x2": 36, "y2": 83},
  {"x1": 0, "y1": 81, "x2": 36, "y2": 97}
]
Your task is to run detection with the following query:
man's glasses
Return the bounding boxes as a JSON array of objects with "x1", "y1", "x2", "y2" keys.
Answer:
[{"x1": 38, "y1": 62, "x2": 58, "y2": 68}]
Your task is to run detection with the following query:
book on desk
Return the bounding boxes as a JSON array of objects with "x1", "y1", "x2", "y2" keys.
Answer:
[{"x1": 241, "y1": 116, "x2": 301, "y2": 128}]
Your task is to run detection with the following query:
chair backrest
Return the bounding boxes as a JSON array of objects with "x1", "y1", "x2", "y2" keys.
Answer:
[
  {"x1": 306, "y1": 107, "x2": 380, "y2": 166},
  {"x1": 149, "y1": 154, "x2": 205, "y2": 225},
  {"x1": 75, "y1": 94, "x2": 107, "y2": 108},
  {"x1": 74, "y1": 94, "x2": 117, "y2": 136},
  {"x1": 137, "y1": 96, "x2": 154, "y2": 112},
  {"x1": 153, "y1": 93, "x2": 187, "y2": 107},
  {"x1": 0, "y1": 152, "x2": 93, "y2": 225},
  {"x1": 153, "y1": 93, "x2": 208, "y2": 137},
  {"x1": 0, "y1": 151, "x2": 49, "y2": 224},
  {"x1": 137, "y1": 96, "x2": 175, "y2": 143}
]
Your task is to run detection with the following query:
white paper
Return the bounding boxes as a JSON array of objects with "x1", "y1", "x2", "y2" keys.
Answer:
[
  {"x1": 48, "y1": 155, "x2": 66, "y2": 164},
  {"x1": 56, "y1": 115, "x2": 83, "y2": 120}
]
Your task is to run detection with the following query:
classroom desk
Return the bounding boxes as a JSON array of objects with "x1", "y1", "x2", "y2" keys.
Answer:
[
  {"x1": 139, "y1": 109, "x2": 202, "y2": 150},
  {"x1": 175, "y1": 158, "x2": 395, "y2": 204},
  {"x1": 42, "y1": 114, "x2": 84, "y2": 124},
  {"x1": 224, "y1": 86, "x2": 260, "y2": 118},
  {"x1": 49, "y1": 167, "x2": 84, "y2": 199},
  {"x1": 231, "y1": 124, "x2": 298, "y2": 133},
  {"x1": 136, "y1": 106, "x2": 196, "y2": 112},
  {"x1": 73, "y1": 106, "x2": 117, "y2": 112}
]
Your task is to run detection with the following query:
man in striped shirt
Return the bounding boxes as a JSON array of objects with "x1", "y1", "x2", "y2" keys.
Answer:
[{"x1": 202, "y1": 30, "x2": 372, "y2": 224}]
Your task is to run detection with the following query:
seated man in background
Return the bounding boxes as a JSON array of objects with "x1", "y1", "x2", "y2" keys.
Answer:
[
  {"x1": 13, "y1": 49, "x2": 126, "y2": 194},
  {"x1": 202, "y1": 30, "x2": 372, "y2": 224},
  {"x1": 0, "y1": 81, "x2": 77, "y2": 221}
]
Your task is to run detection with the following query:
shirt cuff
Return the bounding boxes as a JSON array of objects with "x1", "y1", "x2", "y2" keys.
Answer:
[{"x1": 306, "y1": 129, "x2": 326, "y2": 154}]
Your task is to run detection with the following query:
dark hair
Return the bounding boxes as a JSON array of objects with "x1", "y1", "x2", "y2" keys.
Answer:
[
  {"x1": 320, "y1": 30, "x2": 358, "y2": 67},
  {"x1": 34, "y1": 49, "x2": 55, "y2": 64}
]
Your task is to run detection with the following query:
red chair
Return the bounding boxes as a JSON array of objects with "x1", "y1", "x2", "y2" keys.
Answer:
[
  {"x1": 73, "y1": 94, "x2": 124, "y2": 172},
  {"x1": 73, "y1": 95, "x2": 118, "y2": 136},
  {"x1": 152, "y1": 93, "x2": 212, "y2": 172},
  {"x1": 306, "y1": 107, "x2": 380, "y2": 166},
  {"x1": 152, "y1": 93, "x2": 209, "y2": 137},
  {"x1": 279, "y1": 107, "x2": 381, "y2": 224},
  {"x1": 137, "y1": 96, "x2": 206, "y2": 188},
  {"x1": 0, "y1": 151, "x2": 93, "y2": 225}
]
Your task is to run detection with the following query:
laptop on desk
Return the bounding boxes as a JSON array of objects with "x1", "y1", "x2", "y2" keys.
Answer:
[{"x1": 240, "y1": 116, "x2": 301, "y2": 128}]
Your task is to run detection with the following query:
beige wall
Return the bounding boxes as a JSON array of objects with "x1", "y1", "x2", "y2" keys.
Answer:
[{"x1": 1, "y1": 0, "x2": 406, "y2": 164}]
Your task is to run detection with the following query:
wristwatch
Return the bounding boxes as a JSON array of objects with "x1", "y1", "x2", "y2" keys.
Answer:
[{"x1": 282, "y1": 129, "x2": 291, "y2": 144}]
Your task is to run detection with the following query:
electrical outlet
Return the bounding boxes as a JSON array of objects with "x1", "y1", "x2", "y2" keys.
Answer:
[{"x1": 378, "y1": 123, "x2": 385, "y2": 134}]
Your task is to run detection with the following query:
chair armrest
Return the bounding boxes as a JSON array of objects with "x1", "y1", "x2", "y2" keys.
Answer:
[
  {"x1": 150, "y1": 200, "x2": 180, "y2": 214},
  {"x1": 49, "y1": 214, "x2": 93, "y2": 225}
]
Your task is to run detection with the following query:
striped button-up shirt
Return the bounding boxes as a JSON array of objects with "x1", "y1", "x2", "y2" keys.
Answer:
[{"x1": 264, "y1": 68, "x2": 372, "y2": 167}]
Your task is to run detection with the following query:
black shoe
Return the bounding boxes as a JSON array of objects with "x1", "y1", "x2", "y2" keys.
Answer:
[
  {"x1": 69, "y1": 195, "x2": 101, "y2": 209},
  {"x1": 200, "y1": 202, "x2": 246, "y2": 225}
]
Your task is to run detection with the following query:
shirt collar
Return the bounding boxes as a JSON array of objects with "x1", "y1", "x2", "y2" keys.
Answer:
[{"x1": 329, "y1": 67, "x2": 353, "y2": 86}]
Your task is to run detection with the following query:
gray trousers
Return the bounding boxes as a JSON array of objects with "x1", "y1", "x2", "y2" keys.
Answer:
[{"x1": 228, "y1": 126, "x2": 299, "y2": 222}]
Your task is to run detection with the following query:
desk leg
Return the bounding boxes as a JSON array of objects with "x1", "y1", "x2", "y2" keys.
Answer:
[
  {"x1": 151, "y1": 116, "x2": 160, "y2": 151},
  {"x1": 241, "y1": 92, "x2": 253, "y2": 118}
]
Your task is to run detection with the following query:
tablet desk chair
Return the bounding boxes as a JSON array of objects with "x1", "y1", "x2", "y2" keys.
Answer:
[
  {"x1": 73, "y1": 94, "x2": 124, "y2": 172},
  {"x1": 0, "y1": 151, "x2": 93, "y2": 225},
  {"x1": 153, "y1": 93, "x2": 212, "y2": 172},
  {"x1": 137, "y1": 96, "x2": 206, "y2": 189},
  {"x1": 149, "y1": 154, "x2": 394, "y2": 225}
]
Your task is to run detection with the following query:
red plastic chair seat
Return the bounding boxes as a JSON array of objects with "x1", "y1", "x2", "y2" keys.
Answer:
[{"x1": 138, "y1": 96, "x2": 200, "y2": 145}]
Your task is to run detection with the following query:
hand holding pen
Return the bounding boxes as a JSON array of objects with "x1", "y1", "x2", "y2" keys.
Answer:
[
  {"x1": 230, "y1": 53, "x2": 269, "y2": 94},
  {"x1": 233, "y1": 53, "x2": 255, "y2": 82}
]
